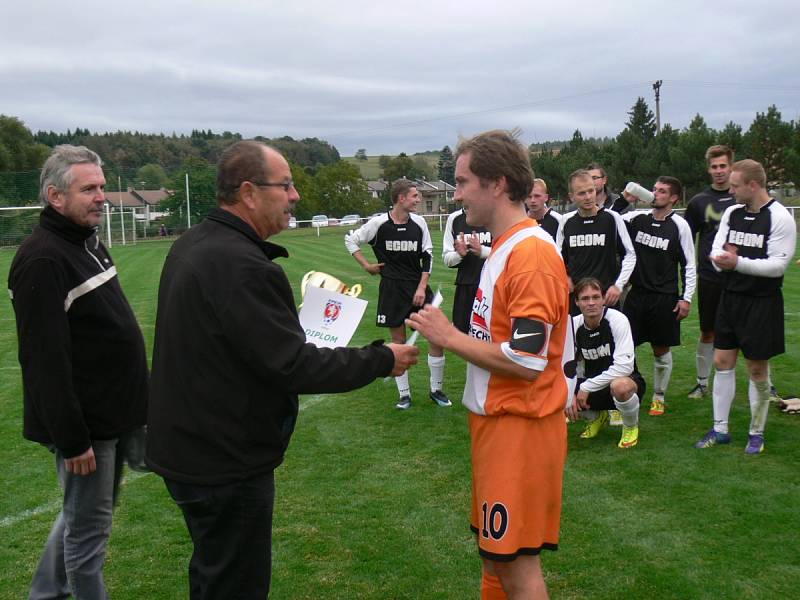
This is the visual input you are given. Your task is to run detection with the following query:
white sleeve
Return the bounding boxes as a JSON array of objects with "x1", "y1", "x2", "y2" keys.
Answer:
[
  {"x1": 612, "y1": 211, "x2": 637, "y2": 289},
  {"x1": 675, "y1": 215, "x2": 697, "y2": 303},
  {"x1": 344, "y1": 215, "x2": 385, "y2": 254},
  {"x1": 418, "y1": 215, "x2": 434, "y2": 274},
  {"x1": 442, "y1": 211, "x2": 463, "y2": 268},
  {"x1": 555, "y1": 213, "x2": 571, "y2": 257},
  {"x1": 580, "y1": 310, "x2": 635, "y2": 393},
  {"x1": 735, "y1": 205, "x2": 797, "y2": 278},
  {"x1": 709, "y1": 205, "x2": 735, "y2": 271}
]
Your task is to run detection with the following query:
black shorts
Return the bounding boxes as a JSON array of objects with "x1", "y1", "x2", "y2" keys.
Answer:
[
  {"x1": 697, "y1": 278, "x2": 723, "y2": 334},
  {"x1": 714, "y1": 291, "x2": 785, "y2": 360},
  {"x1": 377, "y1": 278, "x2": 432, "y2": 328},
  {"x1": 622, "y1": 288, "x2": 681, "y2": 347},
  {"x1": 579, "y1": 371, "x2": 647, "y2": 411},
  {"x1": 453, "y1": 283, "x2": 478, "y2": 334}
]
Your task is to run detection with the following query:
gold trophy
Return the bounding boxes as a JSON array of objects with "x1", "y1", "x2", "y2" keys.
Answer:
[{"x1": 299, "y1": 271, "x2": 362, "y2": 307}]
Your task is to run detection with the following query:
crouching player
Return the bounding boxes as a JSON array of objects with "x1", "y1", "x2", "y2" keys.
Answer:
[{"x1": 566, "y1": 278, "x2": 646, "y2": 448}]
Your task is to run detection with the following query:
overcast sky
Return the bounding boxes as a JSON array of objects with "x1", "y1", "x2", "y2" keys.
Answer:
[{"x1": 2, "y1": 0, "x2": 798, "y2": 156}]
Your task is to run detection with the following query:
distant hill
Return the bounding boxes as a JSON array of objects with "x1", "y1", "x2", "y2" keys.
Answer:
[{"x1": 344, "y1": 153, "x2": 441, "y2": 180}]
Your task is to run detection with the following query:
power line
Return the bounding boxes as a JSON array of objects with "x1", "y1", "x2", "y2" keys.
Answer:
[{"x1": 329, "y1": 82, "x2": 651, "y2": 138}]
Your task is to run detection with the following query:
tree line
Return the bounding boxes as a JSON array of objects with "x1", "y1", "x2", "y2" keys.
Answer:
[{"x1": 3, "y1": 97, "x2": 799, "y2": 216}]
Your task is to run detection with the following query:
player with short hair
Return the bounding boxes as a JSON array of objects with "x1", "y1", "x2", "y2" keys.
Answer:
[
  {"x1": 345, "y1": 180, "x2": 451, "y2": 409},
  {"x1": 556, "y1": 169, "x2": 636, "y2": 315},
  {"x1": 586, "y1": 162, "x2": 632, "y2": 214},
  {"x1": 694, "y1": 159, "x2": 796, "y2": 454},
  {"x1": 408, "y1": 129, "x2": 571, "y2": 599},
  {"x1": 621, "y1": 176, "x2": 696, "y2": 416},
  {"x1": 525, "y1": 177, "x2": 562, "y2": 240},
  {"x1": 442, "y1": 207, "x2": 492, "y2": 333},
  {"x1": 566, "y1": 278, "x2": 645, "y2": 448},
  {"x1": 683, "y1": 145, "x2": 737, "y2": 398}
]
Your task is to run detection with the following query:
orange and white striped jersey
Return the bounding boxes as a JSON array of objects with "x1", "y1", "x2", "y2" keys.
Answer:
[{"x1": 463, "y1": 218, "x2": 573, "y2": 417}]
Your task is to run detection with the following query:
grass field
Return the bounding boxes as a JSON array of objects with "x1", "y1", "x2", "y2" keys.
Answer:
[{"x1": 1, "y1": 223, "x2": 800, "y2": 599}]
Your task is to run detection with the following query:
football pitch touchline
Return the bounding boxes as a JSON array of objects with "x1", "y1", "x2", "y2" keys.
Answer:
[
  {"x1": 0, "y1": 396, "x2": 331, "y2": 529},
  {"x1": 0, "y1": 469, "x2": 152, "y2": 529}
]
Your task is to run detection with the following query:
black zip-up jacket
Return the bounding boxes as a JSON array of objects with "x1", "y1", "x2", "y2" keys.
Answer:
[
  {"x1": 146, "y1": 209, "x2": 395, "y2": 485},
  {"x1": 8, "y1": 206, "x2": 148, "y2": 458}
]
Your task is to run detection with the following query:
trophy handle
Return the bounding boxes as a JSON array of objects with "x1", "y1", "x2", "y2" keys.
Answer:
[
  {"x1": 301, "y1": 271, "x2": 316, "y2": 298},
  {"x1": 346, "y1": 284, "x2": 362, "y2": 298}
]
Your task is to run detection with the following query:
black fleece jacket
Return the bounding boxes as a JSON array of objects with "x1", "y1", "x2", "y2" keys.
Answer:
[
  {"x1": 146, "y1": 208, "x2": 394, "y2": 485},
  {"x1": 8, "y1": 206, "x2": 148, "y2": 458}
]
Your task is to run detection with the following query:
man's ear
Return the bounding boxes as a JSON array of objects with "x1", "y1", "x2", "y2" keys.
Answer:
[
  {"x1": 46, "y1": 185, "x2": 62, "y2": 209},
  {"x1": 238, "y1": 182, "x2": 258, "y2": 210}
]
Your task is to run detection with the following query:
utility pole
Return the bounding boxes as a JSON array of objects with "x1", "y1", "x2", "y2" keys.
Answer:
[{"x1": 653, "y1": 80, "x2": 663, "y2": 134}]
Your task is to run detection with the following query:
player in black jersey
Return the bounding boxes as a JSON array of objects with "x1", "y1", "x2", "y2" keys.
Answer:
[
  {"x1": 683, "y1": 145, "x2": 737, "y2": 398},
  {"x1": 587, "y1": 163, "x2": 633, "y2": 214},
  {"x1": 442, "y1": 207, "x2": 491, "y2": 333},
  {"x1": 565, "y1": 278, "x2": 645, "y2": 448},
  {"x1": 345, "y1": 180, "x2": 451, "y2": 410},
  {"x1": 525, "y1": 178, "x2": 562, "y2": 240},
  {"x1": 694, "y1": 160, "x2": 796, "y2": 455},
  {"x1": 622, "y1": 176, "x2": 696, "y2": 417},
  {"x1": 556, "y1": 169, "x2": 636, "y2": 315}
]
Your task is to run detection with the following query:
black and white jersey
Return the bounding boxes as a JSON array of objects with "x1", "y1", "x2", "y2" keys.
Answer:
[
  {"x1": 573, "y1": 308, "x2": 637, "y2": 393},
  {"x1": 711, "y1": 199, "x2": 797, "y2": 296},
  {"x1": 603, "y1": 190, "x2": 634, "y2": 215},
  {"x1": 556, "y1": 208, "x2": 636, "y2": 290},
  {"x1": 442, "y1": 208, "x2": 491, "y2": 285},
  {"x1": 536, "y1": 207, "x2": 563, "y2": 241},
  {"x1": 622, "y1": 209, "x2": 696, "y2": 301},
  {"x1": 684, "y1": 187, "x2": 736, "y2": 283},
  {"x1": 345, "y1": 212, "x2": 433, "y2": 281}
]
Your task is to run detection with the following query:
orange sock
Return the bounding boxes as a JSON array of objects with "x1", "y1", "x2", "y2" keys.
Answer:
[{"x1": 481, "y1": 570, "x2": 507, "y2": 600}]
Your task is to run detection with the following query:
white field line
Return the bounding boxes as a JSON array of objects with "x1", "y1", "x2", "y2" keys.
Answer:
[
  {"x1": 0, "y1": 395, "x2": 330, "y2": 529},
  {"x1": 0, "y1": 468, "x2": 151, "y2": 529}
]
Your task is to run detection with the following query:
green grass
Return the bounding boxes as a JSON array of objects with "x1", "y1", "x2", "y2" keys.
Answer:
[
  {"x1": 344, "y1": 154, "x2": 441, "y2": 181},
  {"x1": 1, "y1": 226, "x2": 800, "y2": 599}
]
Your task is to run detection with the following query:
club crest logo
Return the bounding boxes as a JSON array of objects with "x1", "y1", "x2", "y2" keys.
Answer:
[{"x1": 323, "y1": 299, "x2": 343, "y2": 327}]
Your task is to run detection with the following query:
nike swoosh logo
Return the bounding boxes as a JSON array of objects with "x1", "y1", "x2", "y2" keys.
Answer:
[{"x1": 513, "y1": 330, "x2": 543, "y2": 340}]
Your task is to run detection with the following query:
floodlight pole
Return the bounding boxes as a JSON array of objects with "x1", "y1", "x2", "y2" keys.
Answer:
[{"x1": 653, "y1": 80, "x2": 663, "y2": 134}]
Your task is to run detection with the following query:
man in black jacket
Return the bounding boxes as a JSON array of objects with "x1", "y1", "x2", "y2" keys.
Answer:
[
  {"x1": 9, "y1": 145, "x2": 149, "y2": 599},
  {"x1": 146, "y1": 140, "x2": 418, "y2": 599}
]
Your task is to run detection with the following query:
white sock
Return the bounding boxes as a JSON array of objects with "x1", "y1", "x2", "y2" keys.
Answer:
[
  {"x1": 395, "y1": 371, "x2": 410, "y2": 398},
  {"x1": 428, "y1": 354, "x2": 445, "y2": 392},
  {"x1": 712, "y1": 369, "x2": 736, "y2": 434},
  {"x1": 749, "y1": 379, "x2": 770, "y2": 435},
  {"x1": 696, "y1": 342, "x2": 713, "y2": 385},
  {"x1": 767, "y1": 364, "x2": 773, "y2": 391},
  {"x1": 653, "y1": 352, "x2": 673, "y2": 397},
  {"x1": 614, "y1": 393, "x2": 640, "y2": 427},
  {"x1": 582, "y1": 409, "x2": 599, "y2": 421}
]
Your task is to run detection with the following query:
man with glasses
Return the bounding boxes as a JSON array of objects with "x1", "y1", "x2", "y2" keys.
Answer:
[
  {"x1": 345, "y1": 180, "x2": 452, "y2": 410},
  {"x1": 587, "y1": 162, "x2": 632, "y2": 214},
  {"x1": 146, "y1": 140, "x2": 418, "y2": 598}
]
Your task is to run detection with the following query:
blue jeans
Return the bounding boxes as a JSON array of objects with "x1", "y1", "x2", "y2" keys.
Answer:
[
  {"x1": 29, "y1": 439, "x2": 123, "y2": 600},
  {"x1": 165, "y1": 471, "x2": 276, "y2": 600}
]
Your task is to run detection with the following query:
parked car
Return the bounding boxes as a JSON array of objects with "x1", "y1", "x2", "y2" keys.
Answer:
[
  {"x1": 339, "y1": 214, "x2": 360, "y2": 226},
  {"x1": 311, "y1": 215, "x2": 329, "y2": 227},
  {"x1": 288, "y1": 216, "x2": 297, "y2": 229}
]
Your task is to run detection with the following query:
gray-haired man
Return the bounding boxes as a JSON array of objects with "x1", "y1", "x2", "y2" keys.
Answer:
[{"x1": 8, "y1": 145, "x2": 149, "y2": 599}]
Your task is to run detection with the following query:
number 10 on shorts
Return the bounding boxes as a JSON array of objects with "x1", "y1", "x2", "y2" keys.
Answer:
[{"x1": 481, "y1": 501, "x2": 509, "y2": 541}]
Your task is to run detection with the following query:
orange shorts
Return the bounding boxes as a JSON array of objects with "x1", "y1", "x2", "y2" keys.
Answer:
[{"x1": 469, "y1": 410, "x2": 567, "y2": 561}]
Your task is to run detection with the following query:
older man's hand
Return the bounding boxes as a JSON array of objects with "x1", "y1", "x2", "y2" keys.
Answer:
[
  {"x1": 386, "y1": 343, "x2": 419, "y2": 376},
  {"x1": 64, "y1": 446, "x2": 97, "y2": 475}
]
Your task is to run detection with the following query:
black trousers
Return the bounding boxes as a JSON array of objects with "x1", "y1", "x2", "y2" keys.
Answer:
[{"x1": 165, "y1": 471, "x2": 276, "y2": 599}]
